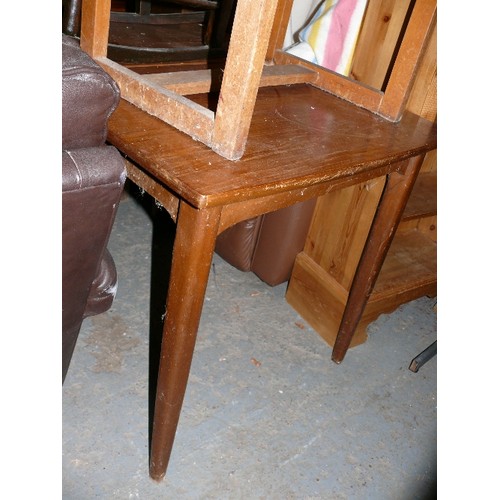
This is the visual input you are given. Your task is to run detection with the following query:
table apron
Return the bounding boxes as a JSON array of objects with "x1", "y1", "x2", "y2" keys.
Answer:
[{"x1": 124, "y1": 155, "x2": 415, "y2": 234}]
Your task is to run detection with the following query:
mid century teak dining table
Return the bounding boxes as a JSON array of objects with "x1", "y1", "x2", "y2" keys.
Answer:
[{"x1": 105, "y1": 83, "x2": 437, "y2": 480}]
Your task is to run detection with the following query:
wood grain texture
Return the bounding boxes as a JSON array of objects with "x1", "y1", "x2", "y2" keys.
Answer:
[
  {"x1": 107, "y1": 84, "x2": 436, "y2": 209},
  {"x1": 406, "y1": 20, "x2": 437, "y2": 122},
  {"x1": 304, "y1": 178, "x2": 386, "y2": 290},
  {"x1": 124, "y1": 159, "x2": 180, "y2": 223},
  {"x1": 212, "y1": 0, "x2": 280, "y2": 159},
  {"x1": 402, "y1": 171, "x2": 436, "y2": 220},
  {"x1": 286, "y1": 252, "x2": 368, "y2": 348},
  {"x1": 399, "y1": 215, "x2": 437, "y2": 243},
  {"x1": 378, "y1": 0, "x2": 437, "y2": 120},
  {"x1": 350, "y1": 0, "x2": 413, "y2": 90},
  {"x1": 81, "y1": 0, "x2": 111, "y2": 57},
  {"x1": 143, "y1": 64, "x2": 318, "y2": 95},
  {"x1": 266, "y1": 0, "x2": 295, "y2": 61},
  {"x1": 273, "y1": 50, "x2": 385, "y2": 112},
  {"x1": 97, "y1": 57, "x2": 215, "y2": 147}
]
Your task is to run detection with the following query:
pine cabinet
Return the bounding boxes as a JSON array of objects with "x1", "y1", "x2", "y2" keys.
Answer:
[{"x1": 286, "y1": 3, "x2": 437, "y2": 353}]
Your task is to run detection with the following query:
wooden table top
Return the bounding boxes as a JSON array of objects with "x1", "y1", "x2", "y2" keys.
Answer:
[{"x1": 107, "y1": 84, "x2": 437, "y2": 209}]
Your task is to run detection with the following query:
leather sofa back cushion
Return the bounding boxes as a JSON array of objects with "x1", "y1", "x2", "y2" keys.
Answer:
[{"x1": 62, "y1": 34, "x2": 120, "y2": 150}]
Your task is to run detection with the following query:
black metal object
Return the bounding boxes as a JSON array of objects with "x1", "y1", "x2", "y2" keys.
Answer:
[{"x1": 409, "y1": 340, "x2": 437, "y2": 373}]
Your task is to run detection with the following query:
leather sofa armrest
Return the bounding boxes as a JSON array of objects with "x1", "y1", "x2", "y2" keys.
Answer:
[
  {"x1": 62, "y1": 146, "x2": 125, "y2": 344},
  {"x1": 63, "y1": 146, "x2": 126, "y2": 192},
  {"x1": 62, "y1": 34, "x2": 120, "y2": 150}
]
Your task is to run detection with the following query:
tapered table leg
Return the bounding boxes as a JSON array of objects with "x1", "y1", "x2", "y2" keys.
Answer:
[
  {"x1": 332, "y1": 155, "x2": 425, "y2": 364},
  {"x1": 149, "y1": 201, "x2": 222, "y2": 481}
]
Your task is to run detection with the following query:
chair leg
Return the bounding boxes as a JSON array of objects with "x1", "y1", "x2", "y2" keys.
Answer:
[
  {"x1": 63, "y1": 0, "x2": 82, "y2": 36},
  {"x1": 409, "y1": 341, "x2": 437, "y2": 373},
  {"x1": 136, "y1": 0, "x2": 151, "y2": 15}
]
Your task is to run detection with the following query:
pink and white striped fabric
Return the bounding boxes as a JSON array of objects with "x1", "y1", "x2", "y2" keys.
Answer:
[{"x1": 286, "y1": 0, "x2": 368, "y2": 76}]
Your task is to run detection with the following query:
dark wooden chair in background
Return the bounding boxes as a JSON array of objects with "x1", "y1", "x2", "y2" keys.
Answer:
[{"x1": 62, "y1": 0, "x2": 235, "y2": 63}]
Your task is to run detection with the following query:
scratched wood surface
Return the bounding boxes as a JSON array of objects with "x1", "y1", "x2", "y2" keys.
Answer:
[
  {"x1": 107, "y1": 84, "x2": 436, "y2": 209},
  {"x1": 271, "y1": 0, "x2": 436, "y2": 122}
]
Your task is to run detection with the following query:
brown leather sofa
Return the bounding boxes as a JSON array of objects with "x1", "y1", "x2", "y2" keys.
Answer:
[
  {"x1": 215, "y1": 198, "x2": 316, "y2": 286},
  {"x1": 62, "y1": 34, "x2": 126, "y2": 382}
]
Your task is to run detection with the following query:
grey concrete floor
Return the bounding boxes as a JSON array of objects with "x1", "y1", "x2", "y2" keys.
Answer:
[{"x1": 62, "y1": 186, "x2": 437, "y2": 499}]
